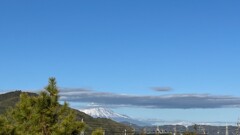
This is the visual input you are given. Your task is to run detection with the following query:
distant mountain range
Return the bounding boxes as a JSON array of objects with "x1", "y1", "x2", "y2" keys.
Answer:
[
  {"x1": 79, "y1": 107, "x2": 236, "y2": 127},
  {"x1": 79, "y1": 107, "x2": 239, "y2": 135}
]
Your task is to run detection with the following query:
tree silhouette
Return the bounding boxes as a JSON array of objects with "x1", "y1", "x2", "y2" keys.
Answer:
[{"x1": 0, "y1": 77, "x2": 85, "y2": 135}]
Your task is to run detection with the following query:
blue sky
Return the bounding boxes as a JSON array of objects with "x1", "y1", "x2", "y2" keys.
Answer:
[{"x1": 1, "y1": 0, "x2": 240, "y2": 123}]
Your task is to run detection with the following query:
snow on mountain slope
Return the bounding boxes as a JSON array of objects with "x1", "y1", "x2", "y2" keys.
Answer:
[
  {"x1": 80, "y1": 107, "x2": 231, "y2": 127},
  {"x1": 79, "y1": 107, "x2": 149, "y2": 126},
  {"x1": 80, "y1": 107, "x2": 130, "y2": 119}
]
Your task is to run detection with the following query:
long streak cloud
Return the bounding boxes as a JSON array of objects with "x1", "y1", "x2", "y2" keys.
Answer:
[{"x1": 59, "y1": 88, "x2": 240, "y2": 109}]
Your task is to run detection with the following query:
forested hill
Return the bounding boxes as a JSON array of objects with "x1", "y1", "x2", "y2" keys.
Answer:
[
  {"x1": 0, "y1": 90, "x2": 37, "y2": 114},
  {"x1": 0, "y1": 91, "x2": 133, "y2": 135}
]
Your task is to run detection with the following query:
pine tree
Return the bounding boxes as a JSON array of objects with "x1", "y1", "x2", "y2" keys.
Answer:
[
  {"x1": 0, "y1": 77, "x2": 85, "y2": 135},
  {"x1": 91, "y1": 128, "x2": 104, "y2": 135},
  {"x1": 0, "y1": 115, "x2": 16, "y2": 135}
]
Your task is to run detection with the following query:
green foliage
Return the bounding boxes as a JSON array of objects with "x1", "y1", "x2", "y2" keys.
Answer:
[
  {"x1": 0, "y1": 77, "x2": 85, "y2": 135},
  {"x1": 0, "y1": 90, "x2": 37, "y2": 114},
  {"x1": 0, "y1": 79, "x2": 133, "y2": 135},
  {"x1": 0, "y1": 115, "x2": 16, "y2": 135},
  {"x1": 91, "y1": 128, "x2": 104, "y2": 135},
  {"x1": 0, "y1": 92, "x2": 132, "y2": 135},
  {"x1": 183, "y1": 131, "x2": 196, "y2": 135}
]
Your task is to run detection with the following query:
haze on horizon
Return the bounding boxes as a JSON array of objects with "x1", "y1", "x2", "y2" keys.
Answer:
[{"x1": 1, "y1": 0, "x2": 240, "y2": 124}]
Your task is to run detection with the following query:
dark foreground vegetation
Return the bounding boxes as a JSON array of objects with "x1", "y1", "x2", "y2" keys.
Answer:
[{"x1": 0, "y1": 78, "x2": 132, "y2": 135}]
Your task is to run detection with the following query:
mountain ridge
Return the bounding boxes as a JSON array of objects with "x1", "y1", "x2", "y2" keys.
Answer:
[
  {"x1": 0, "y1": 91, "x2": 133, "y2": 135},
  {"x1": 80, "y1": 107, "x2": 151, "y2": 126}
]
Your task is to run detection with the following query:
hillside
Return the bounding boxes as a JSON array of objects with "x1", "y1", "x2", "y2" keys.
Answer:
[
  {"x1": 0, "y1": 90, "x2": 37, "y2": 114},
  {"x1": 0, "y1": 91, "x2": 133, "y2": 135}
]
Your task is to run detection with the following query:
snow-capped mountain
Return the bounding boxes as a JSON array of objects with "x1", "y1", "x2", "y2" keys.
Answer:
[
  {"x1": 79, "y1": 107, "x2": 233, "y2": 127},
  {"x1": 80, "y1": 107, "x2": 130, "y2": 119},
  {"x1": 150, "y1": 120, "x2": 194, "y2": 127},
  {"x1": 79, "y1": 107, "x2": 149, "y2": 126},
  {"x1": 149, "y1": 120, "x2": 236, "y2": 126}
]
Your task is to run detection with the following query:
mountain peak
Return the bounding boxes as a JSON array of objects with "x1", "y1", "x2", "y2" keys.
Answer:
[{"x1": 80, "y1": 107, "x2": 130, "y2": 119}]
